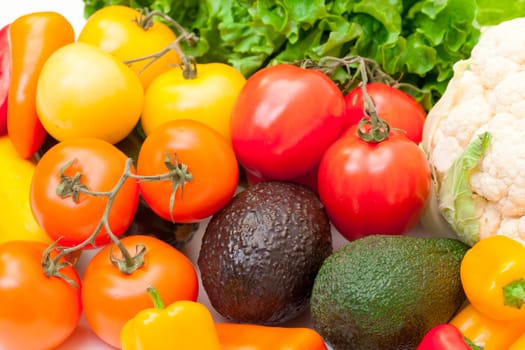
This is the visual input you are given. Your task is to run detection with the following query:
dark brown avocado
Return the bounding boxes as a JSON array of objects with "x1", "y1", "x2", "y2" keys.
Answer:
[{"x1": 198, "y1": 181, "x2": 332, "y2": 325}]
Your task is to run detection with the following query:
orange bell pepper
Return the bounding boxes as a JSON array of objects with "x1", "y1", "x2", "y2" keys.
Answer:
[
  {"x1": 7, "y1": 11, "x2": 74, "y2": 158},
  {"x1": 460, "y1": 235, "x2": 525, "y2": 321},
  {"x1": 215, "y1": 323, "x2": 328, "y2": 350},
  {"x1": 450, "y1": 303, "x2": 525, "y2": 350}
]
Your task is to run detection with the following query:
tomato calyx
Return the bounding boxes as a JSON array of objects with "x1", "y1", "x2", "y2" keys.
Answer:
[
  {"x1": 353, "y1": 58, "x2": 390, "y2": 143},
  {"x1": 41, "y1": 242, "x2": 79, "y2": 288},
  {"x1": 109, "y1": 242, "x2": 147, "y2": 275},
  {"x1": 355, "y1": 71, "x2": 390, "y2": 143},
  {"x1": 164, "y1": 153, "x2": 193, "y2": 222},
  {"x1": 122, "y1": 9, "x2": 199, "y2": 79},
  {"x1": 55, "y1": 159, "x2": 89, "y2": 202}
]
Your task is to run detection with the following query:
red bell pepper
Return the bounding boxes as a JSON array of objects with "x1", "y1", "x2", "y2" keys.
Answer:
[
  {"x1": 417, "y1": 324, "x2": 477, "y2": 350},
  {"x1": 0, "y1": 23, "x2": 10, "y2": 135}
]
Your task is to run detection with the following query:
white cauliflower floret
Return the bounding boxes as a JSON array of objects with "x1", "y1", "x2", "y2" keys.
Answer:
[{"x1": 422, "y1": 17, "x2": 525, "y2": 246}]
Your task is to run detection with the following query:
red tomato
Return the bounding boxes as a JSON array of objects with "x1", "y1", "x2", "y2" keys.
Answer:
[
  {"x1": 137, "y1": 119, "x2": 239, "y2": 223},
  {"x1": 230, "y1": 64, "x2": 346, "y2": 181},
  {"x1": 82, "y1": 234, "x2": 199, "y2": 348},
  {"x1": 317, "y1": 125, "x2": 431, "y2": 240},
  {"x1": 0, "y1": 240, "x2": 82, "y2": 349},
  {"x1": 344, "y1": 83, "x2": 426, "y2": 143},
  {"x1": 244, "y1": 165, "x2": 319, "y2": 193},
  {"x1": 30, "y1": 138, "x2": 140, "y2": 248}
]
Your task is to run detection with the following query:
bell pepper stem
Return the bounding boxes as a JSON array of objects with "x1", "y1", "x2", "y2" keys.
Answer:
[{"x1": 503, "y1": 278, "x2": 525, "y2": 309}]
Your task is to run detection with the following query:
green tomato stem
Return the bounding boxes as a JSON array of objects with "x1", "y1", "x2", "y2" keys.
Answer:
[
  {"x1": 122, "y1": 9, "x2": 199, "y2": 79},
  {"x1": 355, "y1": 58, "x2": 390, "y2": 143}
]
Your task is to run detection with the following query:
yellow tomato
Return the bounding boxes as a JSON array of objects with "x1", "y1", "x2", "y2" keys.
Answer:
[
  {"x1": 36, "y1": 42, "x2": 144, "y2": 144},
  {"x1": 0, "y1": 136, "x2": 51, "y2": 244},
  {"x1": 78, "y1": 5, "x2": 181, "y2": 89},
  {"x1": 141, "y1": 63, "x2": 246, "y2": 142}
]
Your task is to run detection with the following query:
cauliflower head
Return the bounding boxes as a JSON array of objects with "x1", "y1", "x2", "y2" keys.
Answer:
[{"x1": 422, "y1": 17, "x2": 525, "y2": 246}]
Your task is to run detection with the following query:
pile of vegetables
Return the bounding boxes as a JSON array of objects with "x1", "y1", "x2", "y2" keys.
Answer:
[{"x1": 3, "y1": 0, "x2": 525, "y2": 349}]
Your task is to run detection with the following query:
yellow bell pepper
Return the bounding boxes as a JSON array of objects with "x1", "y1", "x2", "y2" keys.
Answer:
[
  {"x1": 449, "y1": 303, "x2": 525, "y2": 350},
  {"x1": 120, "y1": 286, "x2": 221, "y2": 350},
  {"x1": 509, "y1": 333, "x2": 525, "y2": 350},
  {"x1": 0, "y1": 135, "x2": 51, "y2": 244},
  {"x1": 460, "y1": 235, "x2": 525, "y2": 321}
]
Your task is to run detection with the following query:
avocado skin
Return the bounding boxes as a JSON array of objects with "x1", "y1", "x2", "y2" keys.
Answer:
[
  {"x1": 310, "y1": 234, "x2": 469, "y2": 350},
  {"x1": 198, "y1": 181, "x2": 333, "y2": 325}
]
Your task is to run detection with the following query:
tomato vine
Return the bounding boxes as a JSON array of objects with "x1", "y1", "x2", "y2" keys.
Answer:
[{"x1": 42, "y1": 153, "x2": 193, "y2": 283}]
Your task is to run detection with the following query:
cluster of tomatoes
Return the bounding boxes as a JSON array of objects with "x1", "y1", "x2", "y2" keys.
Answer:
[
  {"x1": 233, "y1": 62, "x2": 432, "y2": 241},
  {"x1": 0, "y1": 4, "x2": 433, "y2": 350}
]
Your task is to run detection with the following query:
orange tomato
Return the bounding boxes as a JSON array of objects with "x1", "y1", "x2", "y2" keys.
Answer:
[
  {"x1": 30, "y1": 137, "x2": 140, "y2": 248},
  {"x1": 0, "y1": 240, "x2": 82, "y2": 349},
  {"x1": 82, "y1": 234, "x2": 199, "y2": 348},
  {"x1": 78, "y1": 5, "x2": 181, "y2": 89},
  {"x1": 137, "y1": 119, "x2": 239, "y2": 223}
]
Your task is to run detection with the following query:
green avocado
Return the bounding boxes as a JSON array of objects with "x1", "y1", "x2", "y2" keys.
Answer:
[
  {"x1": 310, "y1": 234, "x2": 469, "y2": 350},
  {"x1": 198, "y1": 181, "x2": 333, "y2": 325}
]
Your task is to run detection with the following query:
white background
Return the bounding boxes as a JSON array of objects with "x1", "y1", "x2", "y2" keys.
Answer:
[
  {"x1": 0, "y1": 2, "x2": 342, "y2": 348},
  {"x1": 0, "y1": 1, "x2": 86, "y2": 37}
]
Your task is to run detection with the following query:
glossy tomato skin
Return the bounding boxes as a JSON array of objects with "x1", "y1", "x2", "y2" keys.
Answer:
[
  {"x1": 30, "y1": 138, "x2": 140, "y2": 248},
  {"x1": 0, "y1": 240, "x2": 82, "y2": 350},
  {"x1": 137, "y1": 119, "x2": 239, "y2": 223},
  {"x1": 231, "y1": 64, "x2": 346, "y2": 181},
  {"x1": 78, "y1": 5, "x2": 180, "y2": 89},
  {"x1": 82, "y1": 235, "x2": 199, "y2": 348},
  {"x1": 344, "y1": 83, "x2": 426, "y2": 143},
  {"x1": 318, "y1": 126, "x2": 431, "y2": 240},
  {"x1": 141, "y1": 62, "x2": 246, "y2": 142},
  {"x1": 36, "y1": 42, "x2": 144, "y2": 145}
]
